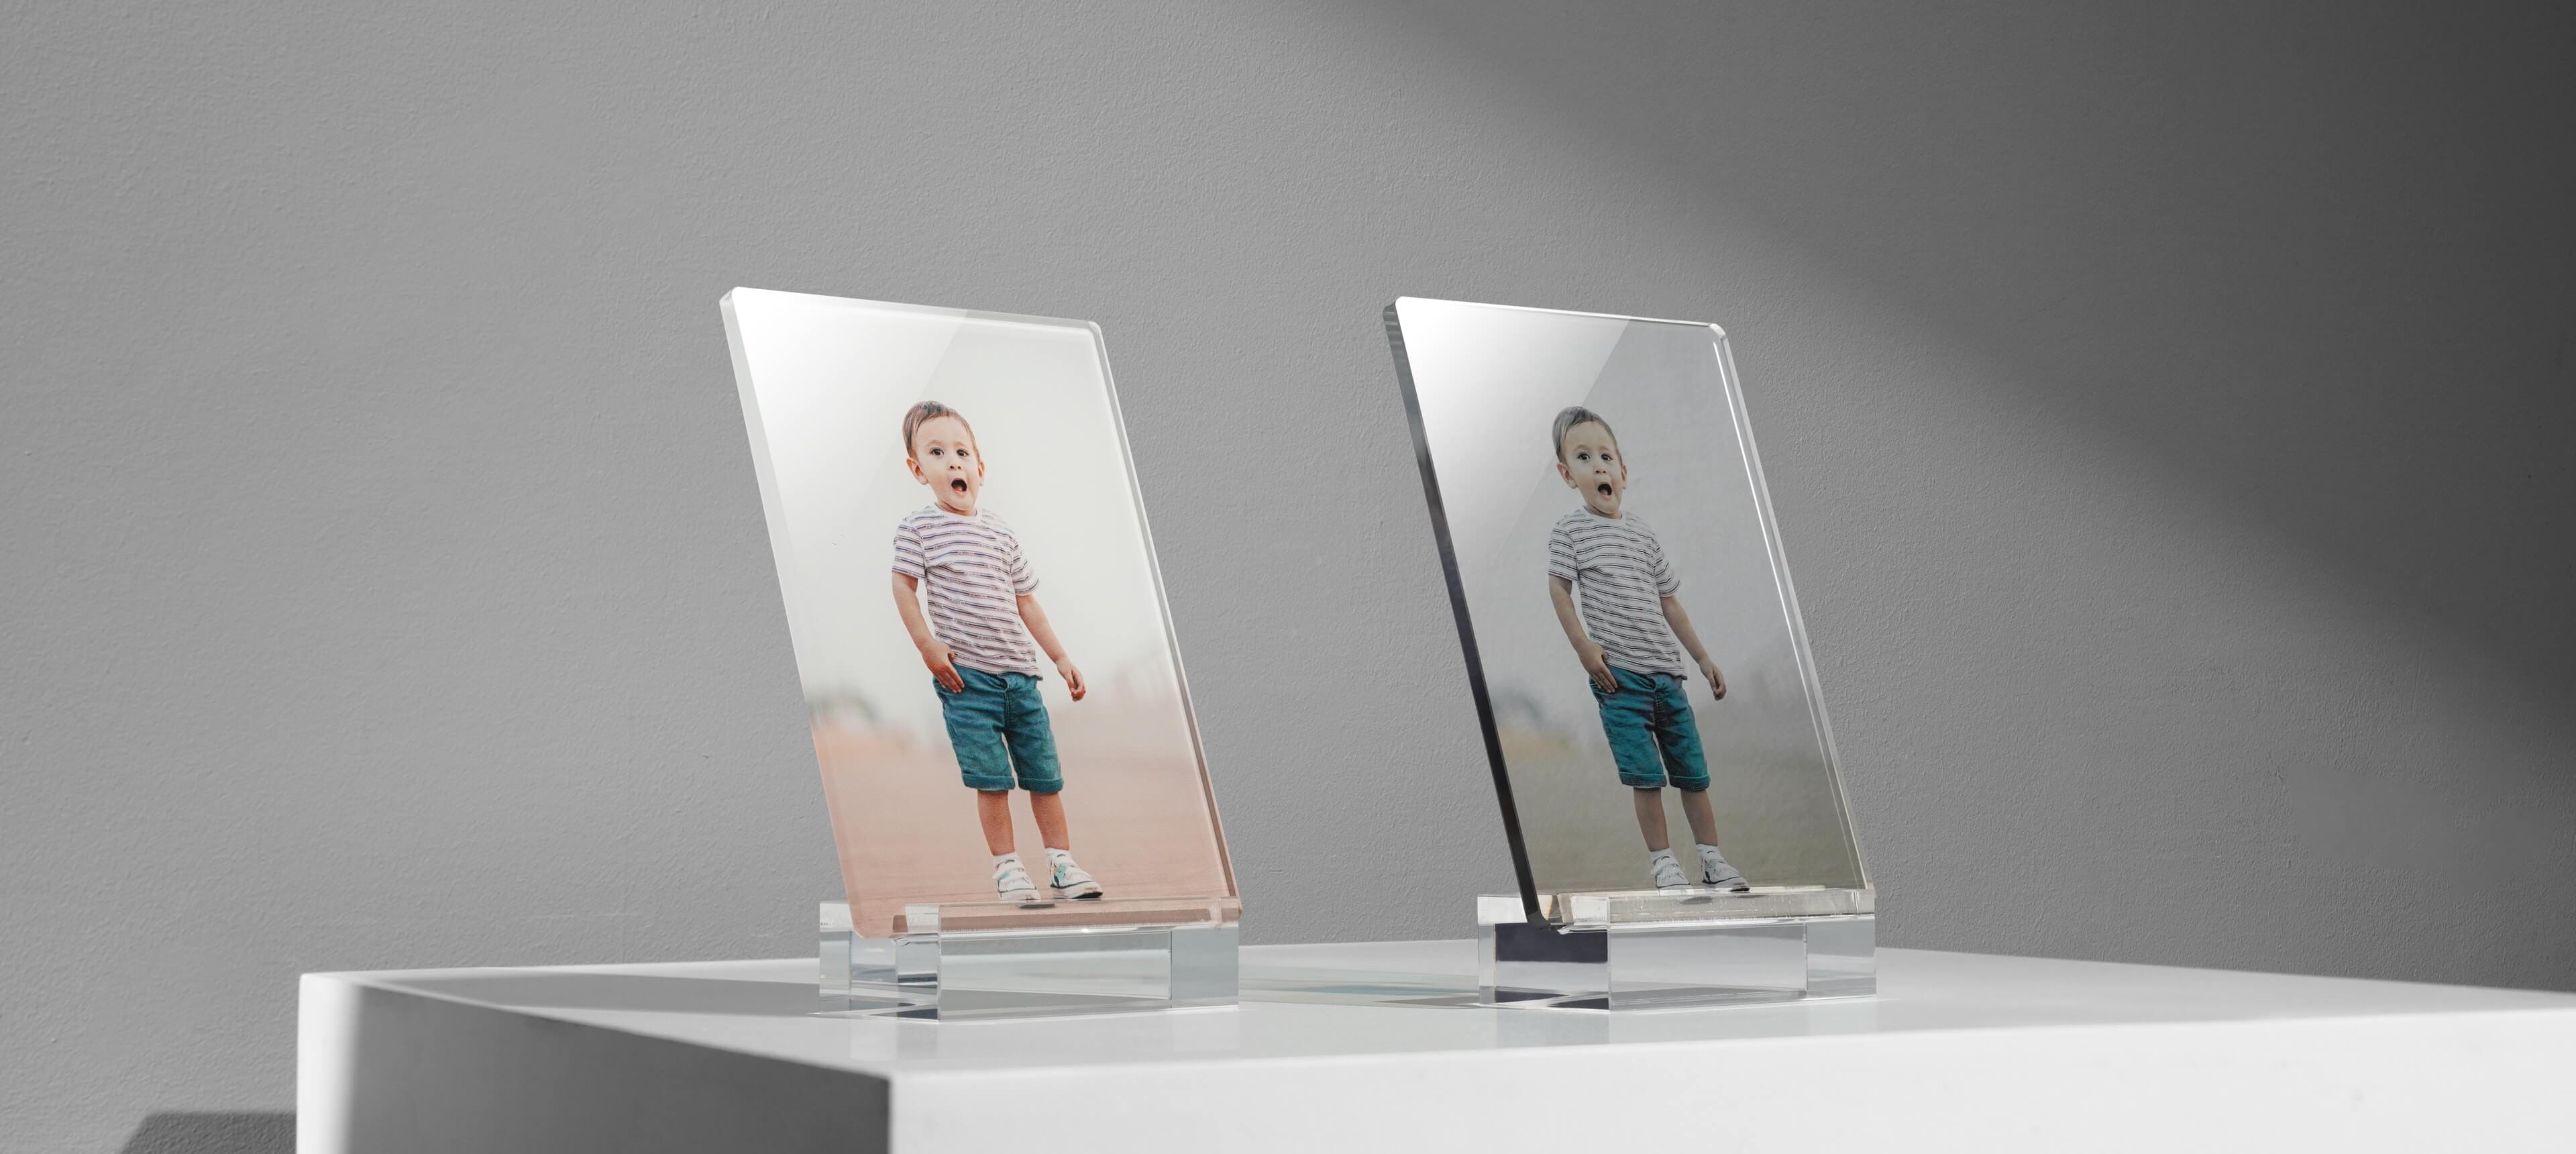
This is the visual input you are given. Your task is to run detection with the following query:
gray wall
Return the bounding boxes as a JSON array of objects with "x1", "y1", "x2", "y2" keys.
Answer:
[{"x1": 5, "y1": 2, "x2": 2569, "y2": 1150}]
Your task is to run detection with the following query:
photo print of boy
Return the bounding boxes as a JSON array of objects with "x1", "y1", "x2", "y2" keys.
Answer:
[
  {"x1": 890, "y1": 401, "x2": 1105, "y2": 903},
  {"x1": 1545, "y1": 405, "x2": 1751, "y2": 892}
]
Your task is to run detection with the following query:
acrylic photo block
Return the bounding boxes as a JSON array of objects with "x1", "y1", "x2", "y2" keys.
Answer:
[
  {"x1": 1387, "y1": 298, "x2": 1873, "y2": 1005},
  {"x1": 724, "y1": 291, "x2": 1238, "y2": 963}
]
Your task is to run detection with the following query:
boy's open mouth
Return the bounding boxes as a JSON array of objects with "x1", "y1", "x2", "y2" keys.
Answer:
[
  {"x1": 950, "y1": 478, "x2": 969, "y2": 494},
  {"x1": 1596, "y1": 483, "x2": 1614, "y2": 497}
]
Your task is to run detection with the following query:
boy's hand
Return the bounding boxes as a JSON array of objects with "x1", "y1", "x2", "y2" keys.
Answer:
[
  {"x1": 1057, "y1": 659, "x2": 1086, "y2": 701},
  {"x1": 921, "y1": 640, "x2": 963, "y2": 692},
  {"x1": 1701, "y1": 659, "x2": 1727, "y2": 700},
  {"x1": 1577, "y1": 641, "x2": 1617, "y2": 692}
]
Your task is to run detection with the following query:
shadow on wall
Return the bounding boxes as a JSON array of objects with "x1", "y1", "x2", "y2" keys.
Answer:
[
  {"x1": 1350, "y1": 1, "x2": 2576, "y2": 988},
  {"x1": 1363, "y1": 1, "x2": 2576, "y2": 696},
  {"x1": 119, "y1": 1112, "x2": 292, "y2": 1154}
]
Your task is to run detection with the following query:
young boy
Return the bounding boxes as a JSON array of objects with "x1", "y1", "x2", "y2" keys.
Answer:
[
  {"x1": 890, "y1": 400, "x2": 1104, "y2": 903},
  {"x1": 1545, "y1": 405, "x2": 1751, "y2": 893}
]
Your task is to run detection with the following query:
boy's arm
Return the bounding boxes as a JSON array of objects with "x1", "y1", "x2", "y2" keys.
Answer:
[
  {"x1": 1016, "y1": 593, "x2": 1085, "y2": 700},
  {"x1": 892, "y1": 572, "x2": 963, "y2": 692},
  {"x1": 1660, "y1": 594, "x2": 1727, "y2": 700},
  {"x1": 1551, "y1": 576, "x2": 1618, "y2": 692}
]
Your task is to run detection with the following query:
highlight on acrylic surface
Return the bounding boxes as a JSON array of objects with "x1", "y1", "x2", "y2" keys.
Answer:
[
  {"x1": 1387, "y1": 297, "x2": 1868, "y2": 906},
  {"x1": 724, "y1": 288, "x2": 1233, "y2": 937}
]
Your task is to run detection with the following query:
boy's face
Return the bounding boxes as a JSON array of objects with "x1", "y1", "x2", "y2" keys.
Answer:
[
  {"x1": 1556, "y1": 421, "x2": 1627, "y2": 517},
  {"x1": 907, "y1": 415, "x2": 984, "y2": 515}
]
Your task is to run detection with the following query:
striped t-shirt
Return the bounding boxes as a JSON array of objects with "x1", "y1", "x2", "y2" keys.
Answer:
[
  {"x1": 892, "y1": 506, "x2": 1042, "y2": 678},
  {"x1": 1548, "y1": 508, "x2": 1688, "y2": 678}
]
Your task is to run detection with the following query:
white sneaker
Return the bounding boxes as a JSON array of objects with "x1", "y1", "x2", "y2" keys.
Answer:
[
  {"x1": 1650, "y1": 853, "x2": 1690, "y2": 890},
  {"x1": 1049, "y1": 853, "x2": 1104, "y2": 900},
  {"x1": 994, "y1": 856, "x2": 1039, "y2": 902},
  {"x1": 1699, "y1": 847, "x2": 1750, "y2": 892}
]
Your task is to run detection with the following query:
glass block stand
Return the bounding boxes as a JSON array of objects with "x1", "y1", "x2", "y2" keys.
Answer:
[
  {"x1": 820, "y1": 897, "x2": 1239, "y2": 1020},
  {"x1": 1478, "y1": 891, "x2": 1875, "y2": 1010}
]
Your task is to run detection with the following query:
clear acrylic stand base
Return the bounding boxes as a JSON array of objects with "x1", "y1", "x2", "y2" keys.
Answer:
[
  {"x1": 820, "y1": 898, "x2": 1239, "y2": 1020},
  {"x1": 1477, "y1": 892, "x2": 1875, "y2": 1010}
]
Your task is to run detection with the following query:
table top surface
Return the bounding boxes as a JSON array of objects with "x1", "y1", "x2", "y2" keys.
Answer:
[{"x1": 316, "y1": 941, "x2": 2576, "y2": 1080}]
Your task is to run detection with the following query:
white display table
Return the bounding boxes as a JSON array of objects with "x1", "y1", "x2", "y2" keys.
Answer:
[{"x1": 298, "y1": 941, "x2": 2576, "y2": 1153}]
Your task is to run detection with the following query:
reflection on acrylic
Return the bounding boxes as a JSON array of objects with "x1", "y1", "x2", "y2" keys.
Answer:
[
  {"x1": 725, "y1": 290, "x2": 1232, "y2": 937},
  {"x1": 1389, "y1": 298, "x2": 1867, "y2": 902}
]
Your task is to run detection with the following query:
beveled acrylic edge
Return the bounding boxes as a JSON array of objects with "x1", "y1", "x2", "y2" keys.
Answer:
[
  {"x1": 1710, "y1": 330, "x2": 1874, "y2": 895},
  {"x1": 895, "y1": 896, "x2": 1242, "y2": 935},
  {"x1": 724, "y1": 287, "x2": 1243, "y2": 930},
  {"x1": 1385, "y1": 301, "x2": 1548, "y2": 931},
  {"x1": 1387, "y1": 296, "x2": 1874, "y2": 931},
  {"x1": 1475, "y1": 890, "x2": 1875, "y2": 929}
]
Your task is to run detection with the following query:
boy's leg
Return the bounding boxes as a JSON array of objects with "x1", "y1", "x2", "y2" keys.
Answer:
[
  {"x1": 1031, "y1": 789, "x2": 1101, "y2": 899},
  {"x1": 1650, "y1": 677, "x2": 1744, "y2": 887},
  {"x1": 1649, "y1": 675, "x2": 1714, "y2": 818},
  {"x1": 974, "y1": 789, "x2": 1017, "y2": 855},
  {"x1": 937, "y1": 669, "x2": 1021, "y2": 851},
  {"x1": 1684, "y1": 788, "x2": 1748, "y2": 889},
  {"x1": 1631, "y1": 786, "x2": 1672, "y2": 851},
  {"x1": 1677, "y1": 788, "x2": 1722, "y2": 847},
  {"x1": 994, "y1": 672, "x2": 1065, "y2": 797},
  {"x1": 1594, "y1": 668, "x2": 1672, "y2": 851},
  {"x1": 994, "y1": 673, "x2": 1102, "y2": 896},
  {"x1": 1028, "y1": 789, "x2": 1071, "y2": 851}
]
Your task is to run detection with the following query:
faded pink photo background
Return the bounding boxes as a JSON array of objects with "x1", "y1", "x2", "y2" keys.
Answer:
[{"x1": 725, "y1": 289, "x2": 1232, "y2": 936}]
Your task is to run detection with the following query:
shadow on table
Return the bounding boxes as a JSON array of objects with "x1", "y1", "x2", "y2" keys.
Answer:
[
  {"x1": 119, "y1": 1111, "x2": 291, "y2": 1153},
  {"x1": 386, "y1": 972, "x2": 833, "y2": 1017},
  {"x1": 311, "y1": 980, "x2": 888, "y2": 1149}
]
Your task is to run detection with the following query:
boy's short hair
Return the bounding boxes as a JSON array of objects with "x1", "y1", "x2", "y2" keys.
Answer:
[
  {"x1": 901, "y1": 400, "x2": 977, "y2": 456},
  {"x1": 1552, "y1": 405, "x2": 1618, "y2": 461}
]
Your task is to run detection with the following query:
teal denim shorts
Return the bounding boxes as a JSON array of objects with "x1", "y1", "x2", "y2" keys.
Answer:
[
  {"x1": 936, "y1": 666, "x2": 1063, "y2": 793},
  {"x1": 1590, "y1": 666, "x2": 1710, "y2": 791}
]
